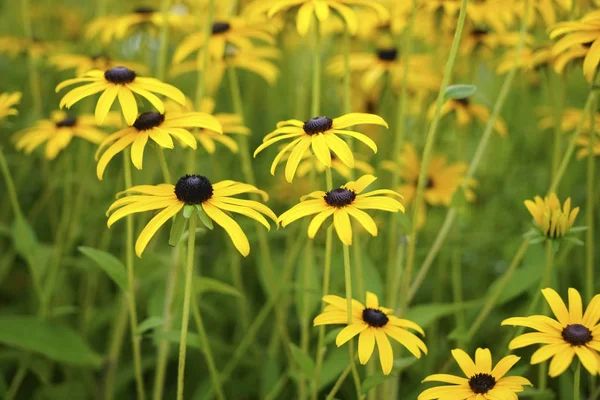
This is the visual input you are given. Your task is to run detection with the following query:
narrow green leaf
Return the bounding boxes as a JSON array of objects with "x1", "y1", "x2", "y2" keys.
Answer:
[
  {"x1": 183, "y1": 204, "x2": 195, "y2": 219},
  {"x1": 194, "y1": 277, "x2": 243, "y2": 298},
  {"x1": 0, "y1": 316, "x2": 103, "y2": 367},
  {"x1": 137, "y1": 317, "x2": 165, "y2": 335},
  {"x1": 195, "y1": 205, "x2": 214, "y2": 230},
  {"x1": 169, "y1": 211, "x2": 187, "y2": 247},
  {"x1": 78, "y1": 247, "x2": 128, "y2": 292},
  {"x1": 289, "y1": 343, "x2": 315, "y2": 376},
  {"x1": 154, "y1": 331, "x2": 203, "y2": 351},
  {"x1": 563, "y1": 236, "x2": 584, "y2": 246},
  {"x1": 444, "y1": 84, "x2": 477, "y2": 100},
  {"x1": 11, "y1": 217, "x2": 38, "y2": 264},
  {"x1": 361, "y1": 373, "x2": 392, "y2": 394}
]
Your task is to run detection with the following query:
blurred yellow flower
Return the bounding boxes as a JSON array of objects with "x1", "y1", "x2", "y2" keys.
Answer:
[
  {"x1": 0, "y1": 92, "x2": 21, "y2": 121},
  {"x1": 49, "y1": 53, "x2": 149, "y2": 76},
  {"x1": 432, "y1": 98, "x2": 508, "y2": 137},
  {"x1": 0, "y1": 36, "x2": 59, "y2": 59},
  {"x1": 524, "y1": 193, "x2": 579, "y2": 238}
]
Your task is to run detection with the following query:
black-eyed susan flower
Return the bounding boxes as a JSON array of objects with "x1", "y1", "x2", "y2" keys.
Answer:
[
  {"x1": 254, "y1": 113, "x2": 388, "y2": 183},
  {"x1": 496, "y1": 45, "x2": 554, "y2": 75},
  {"x1": 295, "y1": 151, "x2": 374, "y2": 180},
  {"x1": 107, "y1": 174, "x2": 277, "y2": 257},
  {"x1": 49, "y1": 53, "x2": 149, "y2": 76},
  {"x1": 95, "y1": 111, "x2": 222, "y2": 180},
  {"x1": 381, "y1": 144, "x2": 476, "y2": 228},
  {"x1": 418, "y1": 348, "x2": 532, "y2": 399},
  {"x1": 0, "y1": 92, "x2": 21, "y2": 121},
  {"x1": 0, "y1": 36, "x2": 59, "y2": 59},
  {"x1": 258, "y1": 0, "x2": 389, "y2": 36},
  {"x1": 524, "y1": 193, "x2": 580, "y2": 239},
  {"x1": 173, "y1": 17, "x2": 274, "y2": 63},
  {"x1": 313, "y1": 291, "x2": 427, "y2": 375},
  {"x1": 432, "y1": 98, "x2": 508, "y2": 137},
  {"x1": 550, "y1": 10, "x2": 600, "y2": 82},
  {"x1": 56, "y1": 66, "x2": 186, "y2": 125},
  {"x1": 278, "y1": 175, "x2": 404, "y2": 245},
  {"x1": 165, "y1": 98, "x2": 250, "y2": 154},
  {"x1": 13, "y1": 111, "x2": 117, "y2": 160},
  {"x1": 537, "y1": 107, "x2": 600, "y2": 134},
  {"x1": 502, "y1": 288, "x2": 600, "y2": 377}
]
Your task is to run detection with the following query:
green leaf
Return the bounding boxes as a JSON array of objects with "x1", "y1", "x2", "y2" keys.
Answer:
[
  {"x1": 568, "y1": 226, "x2": 587, "y2": 233},
  {"x1": 137, "y1": 317, "x2": 164, "y2": 335},
  {"x1": 195, "y1": 205, "x2": 214, "y2": 230},
  {"x1": 361, "y1": 373, "x2": 392, "y2": 394},
  {"x1": 404, "y1": 302, "x2": 478, "y2": 328},
  {"x1": 169, "y1": 211, "x2": 187, "y2": 247},
  {"x1": 289, "y1": 343, "x2": 315, "y2": 376},
  {"x1": 194, "y1": 277, "x2": 243, "y2": 298},
  {"x1": 318, "y1": 347, "x2": 349, "y2": 389},
  {"x1": 0, "y1": 316, "x2": 103, "y2": 367},
  {"x1": 563, "y1": 236, "x2": 584, "y2": 246},
  {"x1": 11, "y1": 217, "x2": 38, "y2": 264},
  {"x1": 444, "y1": 84, "x2": 477, "y2": 100},
  {"x1": 324, "y1": 327, "x2": 343, "y2": 344},
  {"x1": 78, "y1": 247, "x2": 128, "y2": 292},
  {"x1": 154, "y1": 330, "x2": 203, "y2": 351},
  {"x1": 183, "y1": 204, "x2": 195, "y2": 219},
  {"x1": 528, "y1": 236, "x2": 546, "y2": 245},
  {"x1": 395, "y1": 212, "x2": 411, "y2": 231}
]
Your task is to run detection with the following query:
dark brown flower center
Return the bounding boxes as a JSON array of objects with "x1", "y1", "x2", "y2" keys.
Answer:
[
  {"x1": 104, "y1": 66, "x2": 136, "y2": 84},
  {"x1": 56, "y1": 116, "x2": 77, "y2": 128},
  {"x1": 324, "y1": 188, "x2": 356, "y2": 207},
  {"x1": 362, "y1": 308, "x2": 389, "y2": 327},
  {"x1": 425, "y1": 177, "x2": 434, "y2": 189},
  {"x1": 134, "y1": 6, "x2": 155, "y2": 14},
  {"x1": 562, "y1": 324, "x2": 593, "y2": 346},
  {"x1": 174, "y1": 175, "x2": 214, "y2": 204},
  {"x1": 133, "y1": 112, "x2": 165, "y2": 131},
  {"x1": 469, "y1": 373, "x2": 496, "y2": 394},
  {"x1": 377, "y1": 48, "x2": 398, "y2": 62},
  {"x1": 303, "y1": 117, "x2": 333, "y2": 135},
  {"x1": 456, "y1": 97, "x2": 470, "y2": 106},
  {"x1": 471, "y1": 27, "x2": 489, "y2": 38},
  {"x1": 212, "y1": 22, "x2": 231, "y2": 35}
]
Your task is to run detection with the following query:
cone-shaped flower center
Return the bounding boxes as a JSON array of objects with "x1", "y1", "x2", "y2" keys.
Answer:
[
  {"x1": 362, "y1": 308, "x2": 389, "y2": 327},
  {"x1": 133, "y1": 112, "x2": 165, "y2": 131},
  {"x1": 324, "y1": 188, "x2": 356, "y2": 207},
  {"x1": 456, "y1": 97, "x2": 470, "y2": 106},
  {"x1": 562, "y1": 324, "x2": 593, "y2": 346},
  {"x1": 56, "y1": 116, "x2": 77, "y2": 128},
  {"x1": 134, "y1": 6, "x2": 155, "y2": 14},
  {"x1": 425, "y1": 177, "x2": 435, "y2": 189},
  {"x1": 471, "y1": 27, "x2": 489, "y2": 38},
  {"x1": 175, "y1": 175, "x2": 214, "y2": 204},
  {"x1": 468, "y1": 373, "x2": 496, "y2": 394},
  {"x1": 303, "y1": 116, "x2": 333, "y2": 135},
  {"x1": 212, "y1": 22, "x2": 231, "y2": 34},
  {"x1": 104, "y1": 66, "x2": 137, "y2": 84},
  {"x1": 377, "y1": 48, "x2": 398, "y2": 62}
]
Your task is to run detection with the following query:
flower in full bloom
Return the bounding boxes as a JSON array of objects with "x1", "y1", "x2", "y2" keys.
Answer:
[
  {"x1": 314, "y1": 291, "x2": 427, "y2": 375},
  {"x1": 502, "y1": 288, "x2": 600, "y2": 377}
]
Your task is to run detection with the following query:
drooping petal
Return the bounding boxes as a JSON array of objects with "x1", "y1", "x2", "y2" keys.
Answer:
[
  {"x1": 336, "y1": 323, "x2": 367, "y2": 346},
  {"x1": 135, "y1": 202, "x2": 184, "y2": 257},
  {"x1": 333, "y1": 209, "x2": 353, "y2": 245},
  {"x1": 358, "y1": 328, "x2": 376, "y2": 364},
  {"x1": 374, "y1": 329, "x2": 394, "y2": 375},
  {"x1": 202, "y1": 202, "x2": 251, "y2": 257}
]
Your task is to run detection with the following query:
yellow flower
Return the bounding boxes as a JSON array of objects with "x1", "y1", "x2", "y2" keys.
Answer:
[
  {"x1": 86, "y1": 7, "x2": 195, "y2": 44},
  {"x1": 173, "y1": 17, "x2": 274, "y2": 63},
  {"x1": 418, "y1": 348, "x2": 531, "y2": 399},
  {"x1": 254, "y1": 113, "x2": 388, "y2": 183},
  {"x1": 165, "y1": 98, "x2": 251, "y2": 154},
  {"x1": 13, "y1": 111, "x2": 117, "y2": 160},
  {"x1": 278, "y1": 175, "x2": 404, "y2": 245},
  {"x1": 95, "y1": 111, "x2": 221, "y2": 180},
  {"x1": 0, "y1": 36, "x2": 59, "y2": 59},
  {"x1": 550, "y1": 10, "x2": 600, "y2": 82},
  {"x1": 537, "y1": 107, "x2": 600, "y2": 134},
  {"x1": 576, "y1": 134, "x2": 600, "y2": 158},
  {"x1": 432, "y1": 98, "x2": 508, "y2": 137},
  {"x1": 49, "y1": 53, "x2": 149, "y2": 76},
  {"x1": 496, "y1": 45, "x2": 554, "y2": 75},
  {"x1": 0, "y1": 92, "x2": 21, "y2": 121},
  {"x1": 56, "y1": 66, "x2": 186, "y2": 125},
  {"x1": 107, "y1": 175, "x2": 277, "y2": 257},
  {"x1": 295, "y1": 150, "x2": 374, "y2": 180},
  {"x1": 502, "y1": 288, "x2": 600, "y2": 377},
  {"x1": 314, "y1": 291, "x2": 426, "y2": 375},
  {"x1": 424, "y1": 0, "x2": 518, "y2": 34},
  {"x1": 524, "y1": 193, "x2": 579, "y2": 238},
  {"x1": 460, "y1": 26, "x2": 533, "y2": 57},
  {"x1": 518, "y1": 0, "x2": 571, "y2": 28},
  {"x1": 381, "y1": 144, "x2": 476, "y2": 228},
  {"x1": 257, "y1": 0, "x2": 389, "y2": 36}
]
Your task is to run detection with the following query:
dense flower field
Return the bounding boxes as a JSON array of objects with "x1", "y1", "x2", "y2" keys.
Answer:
[{"x1": 0, "y1": 0, "x2": 599, "y2": 399}]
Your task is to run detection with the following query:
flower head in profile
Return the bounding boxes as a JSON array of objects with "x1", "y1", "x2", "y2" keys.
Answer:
[
  {"x1": 502, "y1": 288, "x2": 600, "y2": 377},
  {"x1": 576, "y1": 134, "x2": 600, "y2": 159},
  {"x1": 381, "y1": 144, "x2": 476, "y2": 228},
  {"x1": 524, "y1": 193, "x2": 580, "y2": 239},
  {"x1": 56, "y1": 66, "x2": 186, "y2": 125},
  {"x1": 0, "y1": 92, "x2": 21, "y2": 121},
  {"x1": 95, "y1": 111, "x2": 222, "y2": 180},
  {"x1": 432, "y1": 98, "x2": 508, "y2": 137},
  {"x1": 314, "y1": 291, "x2": 427, "y2": 375},
  {"x1": 254, "y1": 113, "x2": 387, "y2": 183},
  {"x1": 254, "y1": 0, "x2": 389, "y2": 36},
  {"x1": 278, "y1": 175, "x2": 404, "y2": 245},
  {"x1": 14, "y1": 111, "x2": 117, "y2": 160},
  {"x1": 49, "y1": 53, "x2": 149, "y2": 76},
  {"x1": 418, "y1": 348, "x2": 531, "y2": 399},
  {"x1": 107, "y1": 174, "x2": 277, "y2": 257},
  {"x1": 550, "y1": 10, "x2": 600, "y2": 82}
]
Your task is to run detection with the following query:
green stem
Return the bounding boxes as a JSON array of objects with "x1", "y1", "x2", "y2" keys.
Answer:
[
  {"x1": 538, "y1": 240, "x2": 554, "y2": 391},
  {"x1": 123, "y1": 150, "x2": 146, "y2": 400},
  {"x1": 104, "y1": 295, "x2": 129, "y2": 400},
  {"x1": 176, "y1": 214, "x2": 197, "y2": 400},
  {"x1": 586, "y1": 95, "x2": 596, "y2": 302},
  {"x1": 19, "y1": 0, "x2": 42, "y2": 118},
  {"x1": 154, "y1": 144, "x2": 172, "y2": 183},
  {"x1": 343, "y1": 245, "x2": 362, "y2": 398},
  {"x1": 5, "y1": 362, "x2": 28, "y2": 400},
  {"x1": 342, "y1": 29, "x2": 351, "y2": 115},
  {"x1": 311, "y1": 21, "x2": 321, "y2": 118},
  {"x1": 574, "y1": 360, "x2": 581, "y2": 400},
  {"x1": 400, "y1": 0, "x2": 469, "y2": 314},
  {"x1": 156, "y1": 0, "x2": 171, "y2": 81},
  {"x1": 0, "y1": 148, "x2": 24, "y2": 220},
  {"x1": 325, "y1": 364, "x2": 352, "y2": 400}
]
